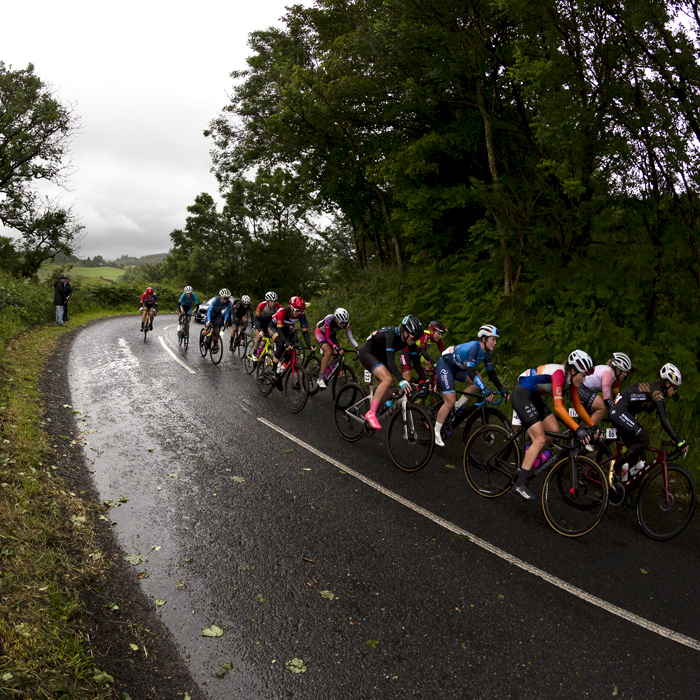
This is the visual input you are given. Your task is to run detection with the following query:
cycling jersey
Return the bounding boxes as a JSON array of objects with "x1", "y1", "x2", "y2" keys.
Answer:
[
  {"x1": 417, "y1": 331, "x2": 445, "y2": 364},
  {"x1": 206, "y1": 297, "x2": 232, "y2": 326},
  {"x1": 255, "y1": 301, "x2": 282, "y2": 321},
  {"x1": 583, "y1": 365, "x2": 620, "y2": 406},
  {"x1": 315, "y1": 314, "x2": 359, "y2": 349},
  {"x1": 179, "y1": 292, "x2": 199, "y2": 310},
  {"x1": 231, "y1": 300, "x2": 251, "y2": 322},
  {"x1": 438, "y1": 341, "x2": 505, "y2": 395},
  {"x1": 359, "y1": 326, "x2": 423, "y2": 382},
  {"x1": 141, "y1": 291, "x2": 158, "y2": 306},
  {"x1": 610, "y1": 381, "x2": 681, "y2": 444},
  {"x1": 516, "y1": 364, "x2": 593, "y2": 431},
  {"x1": 271, "y1": 308, "x2": 311, "y2": 346}
]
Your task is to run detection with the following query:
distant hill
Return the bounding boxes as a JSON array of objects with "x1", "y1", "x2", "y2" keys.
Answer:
[{"x1": 108, "y1": 253, "x2": 170, "y2": 267}]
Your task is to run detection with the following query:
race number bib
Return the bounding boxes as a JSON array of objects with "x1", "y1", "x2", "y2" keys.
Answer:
[
  {"x1": 364, "y1": 370, "x2": 372, "y2": 384},
  {"x1": 568, "y1": 407, "x2": 579, "y2": 417},
  {"x1": 605, "y1": 427, "x2": 618, "y2": 440},
  {"x1": 511, "y1": 411, "x2": 522, "y2": 427}
]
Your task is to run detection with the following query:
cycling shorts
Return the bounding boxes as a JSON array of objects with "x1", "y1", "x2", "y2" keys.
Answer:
[
  {"x1": 576, "y1": 385, "x2": 597, "y2": 414},
  {"x1": 358, "y1": 345, "x2": 385, "y2": 374},
  {"x1": 180, "y1": 304, "x2": 192, "y2": 316},
  {"x1": 143, "y1": 303, "x2": 156, "y2": 310},
  {"x1": 258, "y1": 316, "x2": 274, "y2": 335},
  {"x1": 511, "y1": 385, "x2": 552, "y2": 430},
  {"x1": 608, "y1": 403, "x2": 646, "y2": 445},
  {"x1": 315, "y1": 328, "x2": 337, "y2": 347},
  {"x1": 208, "y1": 315, "x2": 225, "y2": 329},
  {"x1": 435, "y1": 356, "x2": 471, "y2": 395}
]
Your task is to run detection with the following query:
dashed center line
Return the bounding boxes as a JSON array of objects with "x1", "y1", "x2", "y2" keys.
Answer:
[{"x1": 257, "y1": 416, "x2": 700, "y2": 653}]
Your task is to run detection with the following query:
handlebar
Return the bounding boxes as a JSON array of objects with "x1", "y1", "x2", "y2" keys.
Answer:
[{"x1": 473, "y1": 392, "x2": 506, "y2": 407}]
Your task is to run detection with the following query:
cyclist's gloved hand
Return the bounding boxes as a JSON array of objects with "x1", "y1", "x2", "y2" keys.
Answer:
[
  {"x1": 482, "y1": 387, "x2": 493, "y2": 399},
  {"x1": 678, "y1": 439, "x2": 688, "y2": 450},
  {"x1": 575, "y1": 426, "x2": 590, "y2": 443},
  {"x1": 499, "y1": 388, "x2": 510, "y2": 401},
  {"x1": 399, "y1": 380, "x2": 411, "y2": 392}
]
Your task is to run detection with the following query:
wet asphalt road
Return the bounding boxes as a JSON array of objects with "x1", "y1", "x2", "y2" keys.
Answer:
[{"x1": 66, "y1": 315, "x2": 700, "y2": 699}]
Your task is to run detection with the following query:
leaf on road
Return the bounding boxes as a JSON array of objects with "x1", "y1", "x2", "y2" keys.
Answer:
[
  {"x1": 103, "y1": 500, "x2": 116, "y2": 508},
  {"x1": 105, "y1": 603, "x2": 119, "y2": 611},
  {"x1": 366, "y1": 640, "x2": 379, "y2": 648},
  {"x1": 256, "y1": 594, "x2": 266, "y2": 603},
  {"x1": 230, "y1": 475, "x2": 245, "y2": 483},
  {"x1": 168, "y1": 472, "x2": 179, "y2": 479},
  {"x1": 285, "y1": 658, "x2": 307, "y2": 673},
  {"x1": 118, "y1": 496, "x2": 128, "y2": 503},
  {"x1": 444, "y1": 464, "x2": 455, "y2": 469},
  {"x1": 155, "y1": 600, "x2": 166, "y2": 606},
  {"x1": 640, "y1": 568, "x2": 648, "y2": 574},
  {"x1": 137, "y1": 572, "x2": 149, "y2": 579},
  {"x1": 320, "y1": 590, "x2": 335, "y2": 600},
  {"x1": 124, "y1": 553, "x2": 146, "y2": 566},
  {"x1": 176, "y1": 579, "x2": 188, "y2": 590},
  {"x1": 214, "y1": 662, "x2": 233, "y2": 679},
  {"x1": 238, "y1": 564, "x2": 251, "y2": 571},
  {"x1": 202, "y1": 625, "x2": 224, "y2": 637},
  {"x1": 284, "y1": 449, "x2": 294, "y2": 453},
  {"x1": 129, "y1": 643, "x2": 139, "y2": 651}
]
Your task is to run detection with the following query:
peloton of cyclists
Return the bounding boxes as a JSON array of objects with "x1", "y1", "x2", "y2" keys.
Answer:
[
  {"x1": 358, "y1": 315, "x2": 426, "y2": 430},
  {"x1": 229, "y1": 295, "x2": 252, "y2": 352},
  {"x1": 140, "y1": 287, "x2": 158, "y2": 332},
  {"x1": 270, "y1": 296, "x2": 314, "y2": 373},
  {"x1": 177, "y1": 286, "x2": 199, "y2": 334},
  {"x1": 252, "y1": 292, "x2": 282, "y2": 362},
  {"x1": 202, "y1": 289, "x2": 233, "y2": 353},
  {"x1": 314, "y1": 307, "x2": 360, "y2": 390},
  {"x1": 432, "y1": 324, "x2": 510, "y2": 447}
]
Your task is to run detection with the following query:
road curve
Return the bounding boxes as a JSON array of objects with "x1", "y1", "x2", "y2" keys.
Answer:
[{"x1": 66, "y1": 315, "x2": 700, "y2": 699}]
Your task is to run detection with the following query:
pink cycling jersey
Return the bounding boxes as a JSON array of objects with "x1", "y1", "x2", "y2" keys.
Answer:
[{"x1": 583, "y1": 365, "x2": 619, "y2": 401}]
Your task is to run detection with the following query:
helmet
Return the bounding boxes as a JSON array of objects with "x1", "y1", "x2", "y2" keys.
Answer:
[
  {"x1": 660, "y1": 363, "x2": 682, "y2": 386},
  {"x1": 611, "y1": 352, "x2": 632, "y2": 372},
  {"x1": 184, "y1": 285, "x2": 193, "y2": 293},
  {"x1": 265, "y1": 291, "x2": 278, "y2": 302},
  {"x1": 400, "y1": 314, "x2": 423, "y2": 338},
  {"x1": 568, "y1": 349, "x2": 594, "y2": 375},
  {"x1": 429, "y1": 320, "x2": 447, "y2": 333},
  {"x1": 241, "y1": 295, "x2": 250, "y2": 304},
  {"x1": 334, "y1": 307, "x2": 349, "y2": 324},
  {"x1": 478, "y1": 324, "x2": 499, "y2": 339},
  {"x1": 219, "y1": 288, "x2": 231, "y2": 298},
  {"x1": 290, "y1": 296, "x2": 306, "y2": 311},
  {"x1": 146, "y1": 287, "x2": 153, "y2": 294}
]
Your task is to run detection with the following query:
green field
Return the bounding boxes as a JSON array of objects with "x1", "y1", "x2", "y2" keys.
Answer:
[{"x1": 40, "y1": 265, "x2": 125, "y2": 282}]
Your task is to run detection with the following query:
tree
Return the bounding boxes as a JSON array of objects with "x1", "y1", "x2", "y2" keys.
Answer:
[{"x1": 0, "y1": 62, "x2": 83, "y2": 275}]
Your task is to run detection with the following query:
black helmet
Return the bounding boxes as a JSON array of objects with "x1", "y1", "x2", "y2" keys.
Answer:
[{"x1": 400, "y1": 315, "x2": 423, "y2": 338}]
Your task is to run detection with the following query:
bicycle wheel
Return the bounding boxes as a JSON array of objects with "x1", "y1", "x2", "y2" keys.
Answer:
[
  {"x1": 284, "y1": 363, "x2": 309, "y2": 413},
  {"x1": 333, "y1": 383, "x2": 370, "y2": 442},
  {"x1": 143, "y1": 321, "x2": 148, "y2": 343},
  {"x1": 542, "y1": 456, "x2": 608, "y2": 537},
  {"x1": 236, "y1": 331, "x2": 247, "y2": 359},
  {"x1": 386, "y1": 403, "x2": 434, "y2": 472},
  {"x1": 256, "y1": 353, "x2": 276, "y2": 396},
  {"x1": 332, "y1": 364, "x2": 358, "y2": 399},
  {"x1": 293, "y1": 338, "x2": 306, "y2": 364},
  {"x1": 210, "y1": 335, "x2": 223, "y2": 365},
  {"x1": 178, "y1": 326, "x2": 183, "y2": 347},
  {"x1": 243, "y1": 340, "x2": 257, "y2": 374},
  {"x1": 636, "y1": 464, "x2": 696, "y2": 541},
  {"x1": 183, "y1": 325, "x2": 189, "y2": 351},
  {"x1": 463, "y1": 424, "x2": 520, "y2": 497},
  {"x1": 461, "y1": 406, "x2": 512, "y2": 443},
  {"x1": 305, "y1": 355, "x2": 321, "y2": 396}
]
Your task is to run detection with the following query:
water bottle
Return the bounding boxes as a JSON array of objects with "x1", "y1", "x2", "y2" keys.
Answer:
[{"x1": 621, "y1": 463, "x2": 629, "y2": 483}]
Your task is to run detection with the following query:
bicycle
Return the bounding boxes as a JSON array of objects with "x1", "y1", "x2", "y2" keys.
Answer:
[
  {"x1": 256, "y1": 334, "x2": 309, "y2": 413},
  {"x1": 199, "y1": 326, "x2": 224, "y2": 365},
  {"x1": 230, "y1": 323, "x2": 249, "y2": 359},
  {"x1": 141, "y1": 307, "x2": 156, "y2": 343},
  {"x1": 464, "y1": 423, "x2": 609, "y2": 537},
  {"x1": 594, "y1": 437, "x2": 696, "y2": 541},
  {"x1": 245, "y1": 333, "x2": 273, "y2": 375},
  {"x1": 305, "y1": 347, "x2": 358, "y2": 398},
  {"x1": 178, "y1": 312, "x2": 192, "y2": 351},
  {"x1": 333, "y1": 382, "x2": 435, "y2": 472}
]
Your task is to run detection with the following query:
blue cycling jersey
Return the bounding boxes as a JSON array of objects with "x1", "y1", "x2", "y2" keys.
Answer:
[
  {"x1": 179, "y1": 292, "x2": 199, "y2": 307},
  {"x1": 446, "y1": 341, "x2": 494, "y2": 372},
  {"x1": 206, "y1": 297, "x2": 232, "y2": 324}
]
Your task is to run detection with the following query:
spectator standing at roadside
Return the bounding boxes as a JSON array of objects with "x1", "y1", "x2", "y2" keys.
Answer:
[
  {"x1": 62, "y1": 275, "x2": 72, "y2": 322},
  {"x1": 53, "y1": 274, "x2": 70, "y2": 326}
]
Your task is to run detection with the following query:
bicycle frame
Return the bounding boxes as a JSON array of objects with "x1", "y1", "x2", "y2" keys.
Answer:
[{"x1": 599, "y1": 442, "x2": 670, "y2": 499}]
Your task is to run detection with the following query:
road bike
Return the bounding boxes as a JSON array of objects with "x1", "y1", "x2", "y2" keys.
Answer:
[
  {"x1": 178, "y1": 312, "x2": 192, "y2": 351},
  {"x1": 141, "y1": 307, "x2": 156, "y2": 343},
  {"x1": 594, "y1": 437, "x2": 696, "y2": 540},
  {"x1": 245, "y1": 333, "x2": 272, "y2": 375},
  {"x1": 333, "y1": 382, "x2": 435, "y2": 472},
  {"x1": 464, "y1": 423, "x2": 609, "y2": 537},
  {"x1": 199, "y1": 326, "x2": 224, "y2": 365},
  {"x1": 305, "y1": 347, "x2": 358, "y2": 398},
  {"x1": 230, "y1": 322, "x2": 249, "y2": 359},
  {"x1": 256, "y1": 334, "x2": 309, "y2": 413}
]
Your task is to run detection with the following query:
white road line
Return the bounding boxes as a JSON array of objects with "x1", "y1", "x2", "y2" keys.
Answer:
[
  {"x1": 257, "y1": 417, "x2": 700, "y2": 652},
  {"x1": 158, "y1": 336, "x2": 196, "y2": 374}
]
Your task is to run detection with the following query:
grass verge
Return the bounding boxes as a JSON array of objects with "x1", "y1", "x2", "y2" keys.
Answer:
[{"x1": 0, "y1": 310, "x2": 128, "y2": 698}]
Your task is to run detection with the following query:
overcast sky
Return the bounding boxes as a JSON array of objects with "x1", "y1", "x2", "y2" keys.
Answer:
[{"x1": 1, "y1": 0, "x2": 307, "y2": 260}]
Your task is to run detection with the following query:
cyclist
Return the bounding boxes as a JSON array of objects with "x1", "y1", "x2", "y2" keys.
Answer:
[
  {"x1": 358, "y1": 315, "x2": 426, "y2": 430},
  {"x1": 229, "y1": 295, "x2": 252, "y2": 351},
  {"x1": 140, "y1": 287, "x2": 158, "y2": 331},
  {"x1": 432, "y1": 324, "x2": 510, "y2": 447},
  {"x1": 608, "y1": 363, "x2": 689, "y2": 482},
  {"x1": 270, "y1": 296, "x2": 314, "y2": 373},
  {"x1": 510, "y1": 350, "x2": 597, "y2": 500},
  {"x1": 417, "y1": 320, "x2": 447, "y2": 370},
  {"x1": 178, "y1": 286, "x2": 199, "y2": 333},
  {"x1": 201, "y1": 288, "x2": 232, "y2": 353},
  {"x1": 314, "y1": 307, "x2": 359, "y2": 390},
  {"x1": 252, "y1": 291, "x2": 282, "y2": 361},
  {"x1": 577, "y1": 352, "x2": 632, "y2": 425}
]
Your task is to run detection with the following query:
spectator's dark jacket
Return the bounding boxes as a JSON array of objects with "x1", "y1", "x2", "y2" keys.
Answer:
[{"x1": 53, "y1": 279, "x2": 71, "y2": 305}]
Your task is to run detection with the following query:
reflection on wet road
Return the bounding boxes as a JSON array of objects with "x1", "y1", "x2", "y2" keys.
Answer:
[{"x1": 68, "y1": 316, "x2": 700, "y2": 699}]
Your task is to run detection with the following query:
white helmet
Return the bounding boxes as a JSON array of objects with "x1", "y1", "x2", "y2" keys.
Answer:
[
  {"x1": 241, "y1": 295, "x2": 251, "y2": 304},
  {"x1": 477, "y1": 324, "x2": 499, "y2": 339},
  {"x1": 335, "y1": 307, "x2": 349, "y2": 324},
  {"x1": 660, "y1": 363, "x2": 682, "y2": 386},
  {"x1": 265, "y1": 291, "x2": 278, "y2": 302},
  {"x1": 568, "y1": 349, "x2": 594, "y2": 375},
  {"x1": 219, "y1": 288, "x2": 231, "y2": 298},
  {"x1": 611, "y1": 352, "x2": 632, "y2": 372},
  {"x1": 184, "y1": 285, "x2": 193, "y2": 293}
]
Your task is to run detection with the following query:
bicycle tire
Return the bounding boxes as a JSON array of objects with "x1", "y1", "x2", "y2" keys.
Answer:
[
  {"x1": 386, "y1": 403, "x2": 434, "y2": 472},
  {"x1": 284, "y1": 363, "x2": 309, "y2": 413},
  {"x1": 143, "y1": 322, "x2": 148, "y2": 343},
  {"x1": 305, "y1": 355, "x2": 322, "y2": 396},
  {"x1": 256, "y1": 352, "x2": 276, "y2": 396},
  {"x1": 332, "y1": 364, "x2": 358, "y2": 399},
  {"x1": 636, "y1": 464, "x2": 697, "y2": 541},
  {"x1": 210, "y1": 335, "x2": 223, "y2": 365},
  {"x1": 199, "y1": 332, "x2": 208, "y2": 358},
  {"x1": 333, "y1": 382, "x2": 370, "y2": 442},
  {"x1": 461, "y1": 406, "x2": 511, "y2": 443},
  {"x1": 463, "y1": 424, "x2": 520, "y2": 498},
  {"x1": 243, "y1": 340, "x2": 257, "y2": 374},
  {"x1": 542, "y1": 456, "x2": 608, "y2": 537},
  {"x1": 178, "y1": 328, "x2": 183, "y2": 347},
  {"x1": 183, "y1": 328, "x2": 189, "y2": 351},
  {"x1": 235, "y1": 331, "x2": 247, "y2": 359}
]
